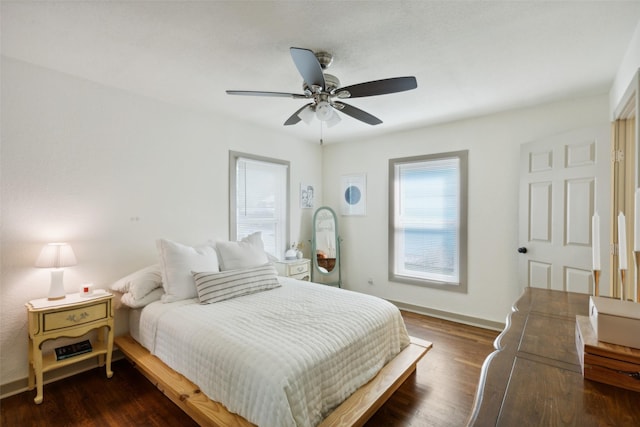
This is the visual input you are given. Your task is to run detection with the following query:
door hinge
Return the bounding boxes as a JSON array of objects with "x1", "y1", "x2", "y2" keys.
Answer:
[
  {"x1": 612, "y1": 149, "x2": 625, "y2": 163},
  {"x1": 611, "y1": 243, "x2": 618, "y2": 256}
]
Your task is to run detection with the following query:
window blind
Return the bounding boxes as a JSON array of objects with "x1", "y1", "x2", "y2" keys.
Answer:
[
  {"x1": 236, "y1": 157, "x2": 288, "y2": 258},
  {"x1": 394, "y1": 157, "x2": 460, "y2": 283}
]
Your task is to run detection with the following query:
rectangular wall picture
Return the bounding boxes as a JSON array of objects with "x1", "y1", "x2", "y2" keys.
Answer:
[
  {"x1": 300, "y1": 183, "x2": 314, "y2": 208},
  {"x1": 340, "y1": 174, "x2": 366, "y2": 216}
]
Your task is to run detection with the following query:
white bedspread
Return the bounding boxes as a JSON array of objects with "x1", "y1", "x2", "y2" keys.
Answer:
[{"x1": 137, "y1": 278, "x2": 410, "y2": 427}]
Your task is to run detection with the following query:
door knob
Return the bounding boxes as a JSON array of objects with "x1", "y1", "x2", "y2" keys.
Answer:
[{"x1": 517, "y1": 247, "x2": 527, "y2": 254}]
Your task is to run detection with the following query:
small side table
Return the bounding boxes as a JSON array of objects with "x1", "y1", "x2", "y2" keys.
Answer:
[
  {"x1": 25, "y1": 291, "x2": 114, "y2": 404},
  {"x1": 275, "y1": 258, "x2": 311, "y2": 281}
]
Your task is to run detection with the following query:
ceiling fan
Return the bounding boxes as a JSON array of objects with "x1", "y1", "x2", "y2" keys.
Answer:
[{"x1": 226, "y1": 47, "x2": 417, "y2": 128}]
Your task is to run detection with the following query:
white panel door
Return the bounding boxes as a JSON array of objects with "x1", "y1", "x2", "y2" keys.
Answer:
[{"x1": 518, "y1": 126, "x2": 610, "y2": 293}]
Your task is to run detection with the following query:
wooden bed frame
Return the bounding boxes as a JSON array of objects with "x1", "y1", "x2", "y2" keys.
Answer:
[{"x1": 115, "y1": 334, "x2": 431, "y2": 427}]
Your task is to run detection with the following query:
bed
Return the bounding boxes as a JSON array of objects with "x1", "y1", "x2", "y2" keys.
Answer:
[{"x1": 113, "y1": 236, "x2": 431, "y2": 426}]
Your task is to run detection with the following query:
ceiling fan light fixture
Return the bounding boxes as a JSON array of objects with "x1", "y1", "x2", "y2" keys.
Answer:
[
  {"x1": 299, "y1": 106, "x2": 315, "y2": 125},
  {"x1": 326, "y1": 111, "x2": 341, "y2": 128},
  {"x1": 315, "y1": 100, "x2": 334, "y2": 121}
]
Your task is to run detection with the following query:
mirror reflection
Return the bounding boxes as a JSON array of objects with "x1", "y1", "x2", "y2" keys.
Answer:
[
  {"x1": 312, "y1": 207, "x2": 341, "y2": 287},
  {"x1": 315, "y1": 208, "x2": 337, "y2": 273}
]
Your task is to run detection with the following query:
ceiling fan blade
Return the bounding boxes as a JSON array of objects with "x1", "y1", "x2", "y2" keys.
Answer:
[
  {"x1": 284, "y1": 103, "x2": 314, "y2": 126},
  {"x1": 334, "y1": 101, "x2": 382, "y2": 125},
  {"x1": 226, "y1": 90, "x2": 307, "y2": 99},
  {"x1": 290, "y1": 47, "x2": 325, "y2": 90},
  {"x1": 335, "y1": 76, "x2": 417, "y2": 98}
]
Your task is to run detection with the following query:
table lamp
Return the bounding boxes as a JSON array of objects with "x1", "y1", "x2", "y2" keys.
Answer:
[{"x1": 35, "y1": 243, "x2": 77, "y2": 300}]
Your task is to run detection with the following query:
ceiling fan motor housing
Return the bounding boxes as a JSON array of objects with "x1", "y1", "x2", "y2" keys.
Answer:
[
  {"x1": 323, "y1": 73, "x2": 340, "y2": 92},
  {"x1": 303, "y1": 73, "x2": 340, "y2": 94}
]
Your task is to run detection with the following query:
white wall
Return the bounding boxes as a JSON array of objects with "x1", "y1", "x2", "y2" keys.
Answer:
[
  {"x1": 0, "y1": 57, "x2": 322, "y2": 386},
  {"x1": 321, "y1": 94, "x2": 611, "y2": 325},
  {"x1": 610, "y1": 19, "x2": 640, "y2": 114}
]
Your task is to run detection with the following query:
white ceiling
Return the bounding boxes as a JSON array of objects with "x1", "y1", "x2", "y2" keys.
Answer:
[{"x1": 2, "y1": 1, "x2": 640, "y2": 143}]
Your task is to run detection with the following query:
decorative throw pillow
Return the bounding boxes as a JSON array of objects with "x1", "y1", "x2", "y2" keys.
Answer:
[
  {"x1": 193, "y1": 264, "x2": 280, "y2": 304},
  {"x1": 120, "y1": 287, "x2": 164, "y2": 308},
  {"x1": 156, "y1": 238, "x2": 219, "y2": 303},
  {"x1": 216, "y1": 232, "x2": 269, "y2": 271},
  {"x1": 110, "y1": 264, "x2": 163, "y2": 301}
]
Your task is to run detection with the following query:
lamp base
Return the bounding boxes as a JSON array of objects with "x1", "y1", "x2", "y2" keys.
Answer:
[{"x1": 48, "y1": 269, "x2": 67, "y2": 300}]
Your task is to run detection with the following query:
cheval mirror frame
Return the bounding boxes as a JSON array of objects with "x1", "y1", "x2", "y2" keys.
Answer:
[{"x1": 312, "y1": 206, "x2": 341, "y2": 287}]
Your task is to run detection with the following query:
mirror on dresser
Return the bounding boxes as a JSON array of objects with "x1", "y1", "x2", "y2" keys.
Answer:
[{"x1": 312, "y1": 206, "x2": 341, "y2": 287}]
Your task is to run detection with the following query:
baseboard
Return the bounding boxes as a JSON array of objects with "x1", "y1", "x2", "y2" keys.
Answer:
[
  {"x1": 0, "y1": 350, "x2": 124, "y2": 400},
  {"x1": 391, "y1": 300, "x2": 505, "y2": 331}
]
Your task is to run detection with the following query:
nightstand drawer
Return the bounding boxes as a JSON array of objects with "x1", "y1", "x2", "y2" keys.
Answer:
[
  {"x1": 274, "y1": 259, "x2": 311, "y2": 281},
  {"x1": 290, "y1": 272, "x2": 310, "y2": 281},
  {"x1": 43, "y1": 301, "x2": 108, "y2": 332},
  {"x1": 286, "y1": 262, "x2": 309, "y2": 276}
]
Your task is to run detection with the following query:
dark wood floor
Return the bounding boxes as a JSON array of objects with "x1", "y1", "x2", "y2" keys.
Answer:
[{"x1": 1, "y1": 311, "x2": 499, "y2": 427}]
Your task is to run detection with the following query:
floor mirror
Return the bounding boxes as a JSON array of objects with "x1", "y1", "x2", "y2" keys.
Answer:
[{"x1": 312, "y1": 206, "x2": 341, "y2": 287}]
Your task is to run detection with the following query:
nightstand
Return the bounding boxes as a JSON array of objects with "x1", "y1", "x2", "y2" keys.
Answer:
[
  {"x1": 25, "y1": 291, "x2": 114, "y2": 404},
  {"x1": 275, "y1": 258, "x2": 310, "y2": 281}
]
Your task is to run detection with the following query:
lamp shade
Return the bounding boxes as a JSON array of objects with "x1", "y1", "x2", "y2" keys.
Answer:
[
  {"x1": 326, "y1": 111, "x2": 341, "y2": 128},
  {"x1": 315, "y1": 100, "x2": 334, "y2": 121},
  {"x1": 35, "y1": 243, "x2": 77, "y2": 268},
  {"x1": 299, "y1": 106, "x2": 315, "y2": 125}
]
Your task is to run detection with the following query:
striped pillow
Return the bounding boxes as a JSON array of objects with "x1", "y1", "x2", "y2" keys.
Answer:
[{"x1": 192, "y1": 264, "x2": 281, "y2": 304}]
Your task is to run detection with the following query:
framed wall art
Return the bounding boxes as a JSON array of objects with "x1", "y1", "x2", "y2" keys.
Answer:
[
  {"x1": 340, "y1": 174, "x2": 366, "y2": 216},
  {"x1": 300, "y1": 183, "x2": 314, "y2": 209}
]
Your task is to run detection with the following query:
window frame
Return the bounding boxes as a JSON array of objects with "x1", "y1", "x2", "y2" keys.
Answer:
[
  {"x1": 388, "y1": 150, "x2": 468, "y2": 292},
  {"x1": 229, "y1": 151, "x2": 290, "y2": 259}
]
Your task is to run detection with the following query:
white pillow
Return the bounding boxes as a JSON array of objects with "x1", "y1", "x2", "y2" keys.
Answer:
[
  {"x1": 156, "y1": 239, "x2": 220, "y2": 303},
  {"x1": 110, "y1": 264, "x2": 163, "y2": 301},
  {"x1": 192, "y1": 264, "x2": 280, "y2": 304},
  {"x1": 216, "y1": 232, "x2": 269, "y2": 271},
  {"x1": 120, "y1": 287, "x2": 164, "y2": 308}
]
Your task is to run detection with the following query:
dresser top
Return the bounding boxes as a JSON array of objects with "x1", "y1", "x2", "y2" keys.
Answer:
[
  {"x1": 468, "y1": 287, "x2": 640, "y2": 426},
  {"x1": 26, "y1": 290, "x2": 112, "y2": 310}
]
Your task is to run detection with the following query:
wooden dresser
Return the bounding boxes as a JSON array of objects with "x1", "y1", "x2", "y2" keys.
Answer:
[{"x1": 468, "y1": 288, "x2": 640, "y2": 426}]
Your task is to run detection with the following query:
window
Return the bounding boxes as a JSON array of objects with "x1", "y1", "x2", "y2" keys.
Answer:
[
  {"x1": 389, "y1": 150, "x2": 468, "y2": 292},
  {"x1": 229, "y1": 151, "x2": 289, "y2": 259}
]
